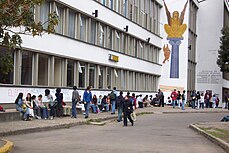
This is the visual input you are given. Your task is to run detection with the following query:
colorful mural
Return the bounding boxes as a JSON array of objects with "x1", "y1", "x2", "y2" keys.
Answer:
[
  {"x1": 163, "y1": 44, "x2": 170, "y2": 63},
  {"x1": 164, "y1": 0, "x2": 188, "y2": 78}
]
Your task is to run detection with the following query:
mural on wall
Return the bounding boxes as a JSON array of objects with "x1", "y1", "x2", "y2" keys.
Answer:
[
  {"x1": 164, "y1": 0, "x2": 188, "y2": 78},
  {"x1": 163, "y1": 44, "x2": 171, "y2": 63}
]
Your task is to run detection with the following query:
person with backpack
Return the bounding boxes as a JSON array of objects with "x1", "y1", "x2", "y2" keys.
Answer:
[
  {"x1": 117, "y1": 91, "x2": 124, "y2": 122},
  {"x1": 110, "y1": 87, "x2": 118, "y2": 114}
]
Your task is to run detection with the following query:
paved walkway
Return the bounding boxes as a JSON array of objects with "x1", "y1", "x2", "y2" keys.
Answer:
[{"x1": 0, "y1": 106, "x2": 228, "y2": 137}]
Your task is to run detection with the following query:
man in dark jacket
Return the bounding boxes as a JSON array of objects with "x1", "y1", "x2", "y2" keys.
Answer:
[
  {"x1": 117, "y1": 91, "x2": 124, "y2": 122},
  {"x1": 123, "y1": 92, "x2": 134, "y2": 126},
  {"x1": 55, "y1": 88, "x2": 63, "y2": 117}
]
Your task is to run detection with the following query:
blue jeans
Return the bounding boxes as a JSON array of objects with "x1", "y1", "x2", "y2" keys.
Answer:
[
  {"x1": 172, "y1": 100, "x2": 176, "y2": 108},
  {"x1": 111, "y1": 100, "x2": 116, "y2": 113},
  {"x1": 84, "y1": 103, "x2": 90, "y2": 117},
  {"x1": 182, "y1": 100, "x2": 185, "y2": 110},
  {"x1": 16, "y1": 105, "x2": 29, "y2": 120},
  {"x1": 192, "y1": 100, "x2": 196, "y2": 109},
  {"x1": 90, "y1": 104, "x2": 97, "y2": 113},
  {"x1": 117, "y1": 107, "x2": 123, "y2": 121},
  {"x1": 40, "y1": 107, "x2": 48, "y2": 119},
  {"x1": 72, "y1": 100, "x2": 77, "y2": 117}
]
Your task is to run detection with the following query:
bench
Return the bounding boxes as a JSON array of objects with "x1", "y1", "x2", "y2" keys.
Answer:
[{"x1": 0, "y1": 109, "x2": 21, "y2": 122}]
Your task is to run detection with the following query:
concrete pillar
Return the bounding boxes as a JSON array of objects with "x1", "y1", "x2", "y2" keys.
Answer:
[{"x1": 32, "y1": 53, "x2": 39, "y2": 85}]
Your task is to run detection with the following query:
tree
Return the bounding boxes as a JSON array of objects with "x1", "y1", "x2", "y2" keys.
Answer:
[
  {"x1": 0, "y1": 0, "x2": 58, "y2": 81},
  {"x1": 217, "y1": 26, "x2": 229, "y2": 72}
]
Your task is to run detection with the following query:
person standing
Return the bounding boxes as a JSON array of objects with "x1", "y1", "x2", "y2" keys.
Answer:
[
  {"x1": 190, "y1": 90, "x2": 197, "y2": 109},
  {"x1": 83, "y1": 86, "x2": 92, "y2": 118},
  {"x1": 110, "y1": 87, "x2": 118, "y2": 114},
  {"x1": 158, "y1": 89, "x2": 164, "y2": 107},
  {"x1": 212, "y1": 94, "x2": 216, "y2": 108},
  {"x1": 181, "y1": 90, "x2": 186, "y2": 110},
  {"x1": 196, "y1": 91, "x2": 201, "y2": 109},
  {"x1": 200, "y1": 93, "x2": 205, "y2": 109},
  {"x1": 177, "y1": 91, "x2": 182, "y2": 108},
  {"x1": 117, "y1": 91, "x2": 124, "y2": 122},
  {"x1": 204, "y1": 91, "x2": 210, "y2": 108},
  {"x1": 55, "y1": 88, "x2": 63, "y2": 117},
  {"x1": 123, "y1": 92, "x2": 134, "y2": 126},
  {"x1": 224, "y1": 91, "x2": 229, "y2": 110},
  {"x1": 170, "y1": 89, "x2": 177, "y2": 108},
  {"x1": 72, "y1": 86, "x2": 79, "y2": 118}
]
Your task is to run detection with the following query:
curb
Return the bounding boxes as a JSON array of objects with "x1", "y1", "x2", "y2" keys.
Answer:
[
  {"x1": 163, "y1": 110, "x2": 229, "y2": 114},
  {"x1": 0, "y1": 112, "x2": 154, "y2": 137},
  {"x1": 0, "y1": 139, "x2": 14, "y2": 153},
  {"x1": 190, "y1": 124, "x2": 229, "y2": 153}
]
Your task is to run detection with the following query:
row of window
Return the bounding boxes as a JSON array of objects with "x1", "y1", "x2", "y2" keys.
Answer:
[
  {"x1": 0, "y1": 48, "x2": 159, "y2": 92},
  {"x1": 95, "y1": 0, "x2": 161, "y2": 35},
  {"x1": 37, "y1": 1, "x2": 160, "y2": 64}
]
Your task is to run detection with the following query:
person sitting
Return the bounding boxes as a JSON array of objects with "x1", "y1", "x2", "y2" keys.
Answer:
[
  {"x1": 0, "y1": 105, "x2": 5, "y2": 112},
  {"x1": 221, "y1": 115, "x2": 229, "y2": 122},
  {"x1": 137, "y1": 95, "x2": 143, "y2": 108},
  {"x1": 37, "y1": 95, "x2": 49, "y2": 119},
  {"x1": 91, "y1": 95, "x2": 98, "y2": 113},
  {"x1": 150, "y1": 94, "x2": 160, "y2": 107},
  {"x1": 15, "y1": 93, "x2": 30, "y2": 121},
  {"x1": 25, "y1": 93, "x2": 34, "y2": 119},
  {"x1": 97, "y1": 95, "x2": 102, "y2": 111},
  {"x1": 101, "y1": 95, "x2": 109, "y2": 112},
  {"x1": 143, "y1": 95, "x2": 150, "y2": 107},
  {"x1": 31, "y1": 95, "x2": 41, "y2": 120}
]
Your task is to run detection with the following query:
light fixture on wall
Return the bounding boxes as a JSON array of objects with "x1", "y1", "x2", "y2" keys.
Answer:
[
  {"x1": 188, "y1": 45, "x2": 192, "y2": 50},
  {"x1": 124, "y1": 25, "x2": 128, "y2": 32},
  {"x1": 92, "y1": 10, "x2": 98, "y2": 17},
  {"x1": 146, "y1": 37, "x2": 150, "y2": 43}
]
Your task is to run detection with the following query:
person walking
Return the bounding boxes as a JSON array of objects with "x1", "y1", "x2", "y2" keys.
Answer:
[
  {"x1": 123, "y1": 92, "x2": 134, "y2": 126},
  {"x1": 224, "y1": 91, "x2": 229, "y2": 110},
  {"x1": 181, "y1": 90, "x2": 186, "y2": 110},
  {"x1": 171, "y1": 89, "x2": 177, "y2": 108},
  {"x1": 83, "y1": 86, "x2": 92, "y2": 118},
  {"x1": 177, "y1": 91, "x2": 182, "y2": 108},
  {"x1": 204, "y1": 91, "x2": 210, "y2": 108},
  {"x1": 110, "y1": 87, "x2": 118, "y2": 114},
  {"x1": 196, "y1": 91, "x2": 201, "y2": 109},
  {"x1": 117, "y1": 91, "x2": 124, "y2": 122},
  {"x1": 158, "y1": 89, "x2": 164, "y2": 107},
  {"x1": 72, "y1": 86, "x2": 79, "y2": 118}
]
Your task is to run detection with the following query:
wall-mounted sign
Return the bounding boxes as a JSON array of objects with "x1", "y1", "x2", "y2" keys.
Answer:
[{"x1": 109, "y1": 54, "x2": 119, "y2": 62}]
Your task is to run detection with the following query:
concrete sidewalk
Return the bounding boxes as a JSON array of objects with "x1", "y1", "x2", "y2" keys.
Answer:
[{"x1": 0, "y1": 106, "x2": 228, "y2": 137}]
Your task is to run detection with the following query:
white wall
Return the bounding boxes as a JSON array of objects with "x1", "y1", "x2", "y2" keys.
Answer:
[
  {"x1": 196, "y1": 0, "x2": 225, "y2": 103},
  {"x1": 159, "y1": 0, "x2": 189, "y2": 98}
]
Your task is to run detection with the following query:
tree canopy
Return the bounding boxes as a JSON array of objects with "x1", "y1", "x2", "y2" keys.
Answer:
[
  {"x1": 217, "y1": 26, "x2": 229, "y2": 72},
  {"x1": 0, "y1": 0, "x2": 58, "y2": 81}
]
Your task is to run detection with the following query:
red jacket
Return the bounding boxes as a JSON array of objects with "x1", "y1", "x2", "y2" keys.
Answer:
[{"x1": 170, "y1": 91, "x2": 177, "y2": 101}]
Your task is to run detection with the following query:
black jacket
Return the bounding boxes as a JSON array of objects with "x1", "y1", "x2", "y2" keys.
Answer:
[
  {"x1": 123, "y1": 96, "x2": 133, "y2": 114},
  {"x1": 116, "y1": 95, "x2": 124, "y2": 108}
]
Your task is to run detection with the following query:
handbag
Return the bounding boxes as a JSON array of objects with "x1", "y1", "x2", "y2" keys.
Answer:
[{"x1": 130, "y1": 112, "x2": 137, "y2": 122}]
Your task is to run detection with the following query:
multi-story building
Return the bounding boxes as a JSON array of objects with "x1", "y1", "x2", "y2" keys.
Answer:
[
  {"x1": 0, "y1": 0, "x2": 228, "y2": 106},
  {"x1": 0, "y1": 0, "x2": 163, "y2": 104}
]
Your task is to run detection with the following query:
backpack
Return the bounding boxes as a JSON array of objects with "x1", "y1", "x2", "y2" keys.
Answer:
[
  {"x1": 116, "y1": 96, "x2": 123, "y2": 107},
  {"x1": 110, "y1": 91, "x2": 116, "y2": 101}
]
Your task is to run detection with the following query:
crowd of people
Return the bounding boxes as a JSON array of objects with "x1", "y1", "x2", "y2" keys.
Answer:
[{"x1": 14, "y1": 86, "x2": 229, "y2": 125}]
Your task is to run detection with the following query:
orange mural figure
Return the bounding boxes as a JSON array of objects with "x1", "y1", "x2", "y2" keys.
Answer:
[
  {"x1": 164, "y1": 0, "x2": 188, "y2": 38},
  {"x1": 163, "y1": 44, "x2": 170, "y2": 63}
]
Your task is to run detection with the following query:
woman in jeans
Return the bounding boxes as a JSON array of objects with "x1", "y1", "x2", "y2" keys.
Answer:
[{"x1": 15, "y1": 93, "x2": 30, "y2": 121}]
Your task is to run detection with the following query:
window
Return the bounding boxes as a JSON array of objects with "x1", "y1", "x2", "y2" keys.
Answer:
[
  {"x1": 54, "y1": 57, "x2": 61, "y2": 86},
  {"x1": 110, "y1": 0, "x2": 114, "y2": 9},
  {"x1": 78, "y1": 62, "x2": 86, "y2": 88},
  {"x1": 79, "y1": 15, "x2": 86, "y2": 41},
  {"x1": 90, "y1": 20, "x2": 97, "y2": 44},
  {"x1": 38, "y1": 54, "x2": 48, "y2": 86},
  {"x1": 107, "y1": 27, "x2": 113, "y2": 49},
  {"x1": 115, "y1": 31, "x2": 120, "y2": 51},
  {"x1": 40, "y1": 1, "x2": 50, "y2": 29},
  {"x1": 21, "y1": 51, "x2": 32, "y2": 85},
  {"x1": 99, "y1": 24, "x2": 106, "y2": 47},
  {"x1": 67, "y1": 60, "x2": 74, "y2": 87},
  {"x1": 123, "y1": 0, "x2": 128, "y2": 17},
  {"x1": 56, "y1": 5, "x2": 64, "y2": 34},
  {"x1": 68, "y1": 11, "x2": 76, "y2": 38},
  {"x1": 89, "y1": 64, "x2": 96, "y2": 88},
  {"x1": 122, "y1": 34, "x2": 127, "y2": 53},
  {"x1": 0, "y1": 47, "x2": 14, "y2": 84},
  {"x1": 98, "y1": 66, "x2": 104, "y2": 89},
  {"x1": 116, "y1": 0, "x2": 121, "y2": 13},
  {"x1": 107, "y1": 67, "x2": 112, "y2": 89}
]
